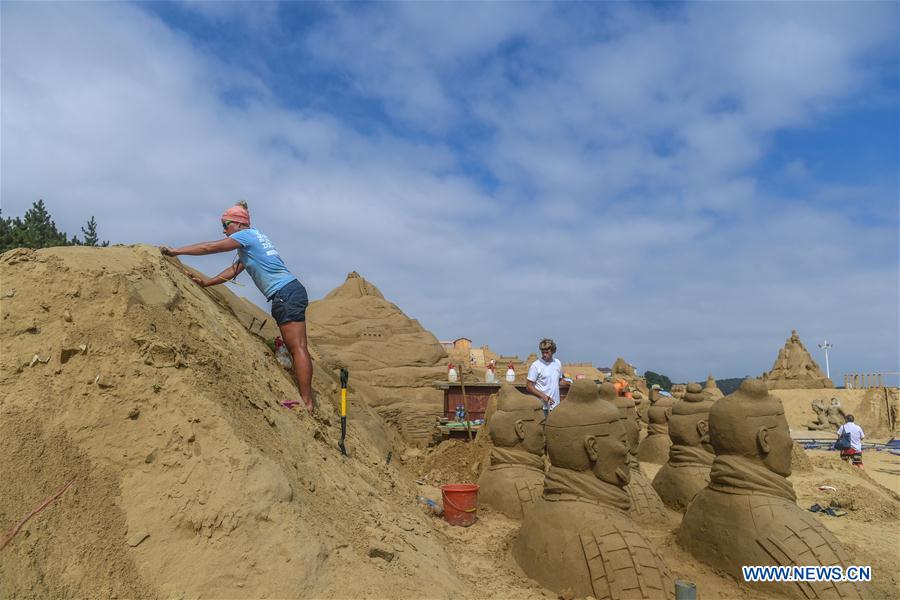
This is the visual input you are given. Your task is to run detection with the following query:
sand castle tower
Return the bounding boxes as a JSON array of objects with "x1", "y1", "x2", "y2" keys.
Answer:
[
  {"x1": 512, "y1": 380, "x2": 674, "y2": 600},
  {"x1": 637, "y1": 386, "x2": 675, "y2": 464},
  {"x1": 477, "y1": 385, "x2": 546, "y2": 519},
  {"x1": 761, "y1": 330, "x2": 834, "y2": 389},
  {"x1": 602, "y1": 383, "x2": 669, "y2": 522},
  {"x1": 678, "y1": 379, "x2": 862, "y2": 599},
  {"x1": 652, "y1": 383, "x2": 715, "y2": 511}
]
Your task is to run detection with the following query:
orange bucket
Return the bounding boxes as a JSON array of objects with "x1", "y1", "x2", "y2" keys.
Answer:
[{"x1": 440, "y1": 483, "x2": 479, "y2": 526}]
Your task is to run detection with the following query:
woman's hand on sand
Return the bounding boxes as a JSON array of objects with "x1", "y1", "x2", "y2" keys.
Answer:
[
  {"x1": 187, "y1": 273, "x2": 209, "y2": 287},
  {"x1": 160, "y1": 246, "x2": 177, "y2": 256}
]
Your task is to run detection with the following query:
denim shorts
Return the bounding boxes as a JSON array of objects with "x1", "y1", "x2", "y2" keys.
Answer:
[{"x1": 270, "y1": 279, "x2": 308, "y2": 325}]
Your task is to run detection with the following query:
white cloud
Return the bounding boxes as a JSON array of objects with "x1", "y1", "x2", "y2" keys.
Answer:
[{"x1": 1, "y1": 1, "x2": 896, "y2": 383}]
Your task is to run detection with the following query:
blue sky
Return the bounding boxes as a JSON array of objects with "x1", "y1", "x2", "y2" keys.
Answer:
[{"x1": 2, "y1": 1, "x2": 898, "y2": 384}]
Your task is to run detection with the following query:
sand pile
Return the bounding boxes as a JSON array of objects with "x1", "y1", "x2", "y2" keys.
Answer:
[
  {"x1": 0, "y1": 245, "x2": 470, "y2": 598},
  {"x1": 853, "y1": 387, "x2": 900, "y2": 438},
  {"x1": 761, "y1": 330, "x2": 834, "y2": 389},
  {"x1": 307, "y1": 272, "x2": 448, "y2": 446}
]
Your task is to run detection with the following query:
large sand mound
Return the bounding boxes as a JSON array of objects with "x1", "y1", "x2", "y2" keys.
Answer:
[
  {"x1": 0, "y1": 245, "x2": 467, "y2": 597},
  {"x1": 307, "y1": 271, "x2": 448, "y2": 446}
]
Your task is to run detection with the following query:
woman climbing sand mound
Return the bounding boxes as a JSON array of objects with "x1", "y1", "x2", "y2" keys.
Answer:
[{"x1": 160, "y1": 201, "x2": 314, "y2": 411}]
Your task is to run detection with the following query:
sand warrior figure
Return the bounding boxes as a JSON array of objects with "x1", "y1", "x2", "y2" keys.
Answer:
[
  {"x1": 637, "y1": 385, "x2": 675, "y2": 464},
  {"x1": 477, "y1": 385, "x2": 546, "y2": 519},
  {"x1": 805, "y1": 398, "x2": 831, "y2": 431},
  {"x1": 652, "y1": 383, "x2": 715, "y2": 511},
  {"x1": 513, "y1": 380, "x2": 674, "y2": 600},
  {"x1": 678, "y1": 379, "x2": 863, "y2": 599},
  {"x1": 826, "y1": 397, "x2": 846, "y2": 430},
  {"x1": 603, "y1": 383, "x2": 669, "y2": 522},
  {"x1": 703, "y1": 375, "x2": 724, "y2": 399},
  {"x1": 161, "y1": 201, "x2": 315, "y2": 411}
]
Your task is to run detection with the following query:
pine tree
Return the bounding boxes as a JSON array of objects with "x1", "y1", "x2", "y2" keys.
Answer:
[
  {"x1": 19, "y1": 200, "x2": 69, "y2": 249},
  {"x1": 0, "y1": 200, "x2": 111, "y2": 252},
  {"x1": 80, "y1": 216, "x2": 109, "y2": 247}
]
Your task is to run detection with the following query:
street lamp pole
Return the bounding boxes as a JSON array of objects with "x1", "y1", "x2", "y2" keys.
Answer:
[{"x1": 818, "y1": 340, "x2": 833, "y2": 379}]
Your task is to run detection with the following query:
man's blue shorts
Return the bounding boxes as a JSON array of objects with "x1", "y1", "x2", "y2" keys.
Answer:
[{"x1": 270, "y1": 279, "x2": 308, "y2": 325}]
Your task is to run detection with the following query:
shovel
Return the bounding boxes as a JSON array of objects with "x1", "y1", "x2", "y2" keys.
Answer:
[{"x1": 339, "y1": 368, "x2": 349, "y2": 456}]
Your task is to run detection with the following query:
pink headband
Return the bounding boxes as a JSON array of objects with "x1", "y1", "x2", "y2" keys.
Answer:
[{"x1": 222, "y1": 205, "x2": 250, "y2": 225}]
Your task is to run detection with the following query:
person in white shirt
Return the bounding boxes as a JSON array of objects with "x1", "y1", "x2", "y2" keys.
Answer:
[
  {"x1": 836, "y1": 414, "x2": 865, "y2": 468},
  {"x1": 526, "y1": 338, "x2": 563, "y2": 415}
]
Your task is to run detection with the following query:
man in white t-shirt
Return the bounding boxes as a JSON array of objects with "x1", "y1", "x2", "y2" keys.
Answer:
[
  {"x1": 836, "y1": 414, "x2": 865, "y2": 468},
  {"x1": 526, "y1": 338, "x2": 563, "y2": 414}
]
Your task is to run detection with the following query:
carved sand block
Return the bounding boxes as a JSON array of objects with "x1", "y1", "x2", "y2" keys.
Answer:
[
  {"x1": 602, "y1": 384, "x2": 669, "y2": 523},
  {"x1": 513, "y1": 380, "x2": 674, "y2": 600},
  {"x1": 477, "y1": 384, "x2": 546, "y2": 519},
  {"x1": 652, "y1": 383, "x2": 715, "y2": 511},
  {"x1": 678, "y1": 379, "x2": 862, "y2": 599},
  {"x1": 637, "y1": 387, "x2": 675, "y2": 464}
]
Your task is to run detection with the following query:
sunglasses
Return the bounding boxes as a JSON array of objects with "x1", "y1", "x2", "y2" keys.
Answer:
[{"x1": 222, "y1": 220, "x2": 234, "y2": 230}]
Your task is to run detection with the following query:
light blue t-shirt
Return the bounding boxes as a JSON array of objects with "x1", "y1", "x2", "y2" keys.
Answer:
[{"x1": 230, "y1": 228, "x2": 296, "y2": 299}]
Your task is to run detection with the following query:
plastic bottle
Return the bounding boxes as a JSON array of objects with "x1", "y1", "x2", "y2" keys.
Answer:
[
  {"x1": 448, "y1": 363, "x2": 458, "y2": 383},
  {"x1": 485, "y1": 368, "x2": 496, "y2": 383},
  {"x1": 274, "y1": 337, "x2": 293, "y2": 370},
  {"x1": 416, "y1": 495, "x2": 443, "y2": 516},
  {"x1": 505, "y1": 368, "x2": 516, "y2": 383}
]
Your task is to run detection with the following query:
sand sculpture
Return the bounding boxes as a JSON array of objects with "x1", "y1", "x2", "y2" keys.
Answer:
[
  {"x1": 306, "y1": 272, "x2": 449, "y2": 446},
  {"x1": 805, "y1": 398, "x2": 832, "y2": 431},
  {"x1": 611, "y1": 356, "x2": 636, "y2": 377},
  {"x1": 670, "y1": 384, "x2": 686, "y2": 399},
  {"x1": 477, "y1": 385, "x2": 546, "y2": 519},
  {"x1": 761, "y1": 330, "x2": 834, "y2": 389},
  {"x1": 678, "y1": 379, "x2": 862, "y2": 599},
  {"x1": 652, "y1": 383, "x2": 715, "y2": 511},
  {"x1": 512, "y1": 380, "x2": 674, "y2": 600},
  {"x1": 602, "y1": 384, "x2": 669, "y2": 522},
  {"x1": 825, "y1": 397, "x2": 846, "y2": 429},
  {"x1": 636, "y1": 386, "x2": 675, "y2": 464},
  {"x1": 703, "y1": 375, "x2": 724, "y2": 399}
]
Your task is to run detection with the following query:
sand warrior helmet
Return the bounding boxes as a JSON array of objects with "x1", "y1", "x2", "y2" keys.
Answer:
[
  {"x1": 539, "y1": 338, "x2": 557, "y2": 354},
  {"x1": 669, "y1": 383, "x2": 715, "y2": 450},
  {"x1": 546, "y1": 380, "x2": 630, "y2": 486},
  {"x1": 489, "y1": 386, "x2": 546, "y2": 455},
  {"x1": 708, "y1": 378, "x2": 793, "y2": 476}
]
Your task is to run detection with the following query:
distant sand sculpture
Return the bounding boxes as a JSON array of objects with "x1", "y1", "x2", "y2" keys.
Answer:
[
  {"x1": 512, "y1": 380, "x2": 674, "y2": 600},
  {"x1": 703, "y1": 375, "x2": 724, "y2": 399},
  {"x1": 652, "y1": 383, "x2": 715, "y2": 511},
  {"x1": 477, "y1": 385, "x2": 545, "y2": 519},
  {"x1": 612, "y1": 356, "x2": 636, "y2": 378},
  {"x1": 603, "y1": 383, "x2": 669, "y2": 522},
  {"x1": 670, "y1": 384, "x2": 687, "y2": 400},
  {"x1": 307, "y1": 272, "x2": 448, "y2": 446},
  {"x1": 637, "y1": 386, "x2": 675, "y2": 464},
  {"x1": 678, "y1": 379, "x2": 862, "y2": 599},
  {"x1": 761, "y1": 330, "x2": 834, "y2": 390}
]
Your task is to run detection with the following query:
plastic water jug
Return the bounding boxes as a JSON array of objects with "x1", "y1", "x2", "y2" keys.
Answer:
[
  {"x1": 505, "y1": 368, "x2": 516, "y2": 383},
  {"x1": 448, "y1": 364, "x2": 458, "y2": 382}
]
